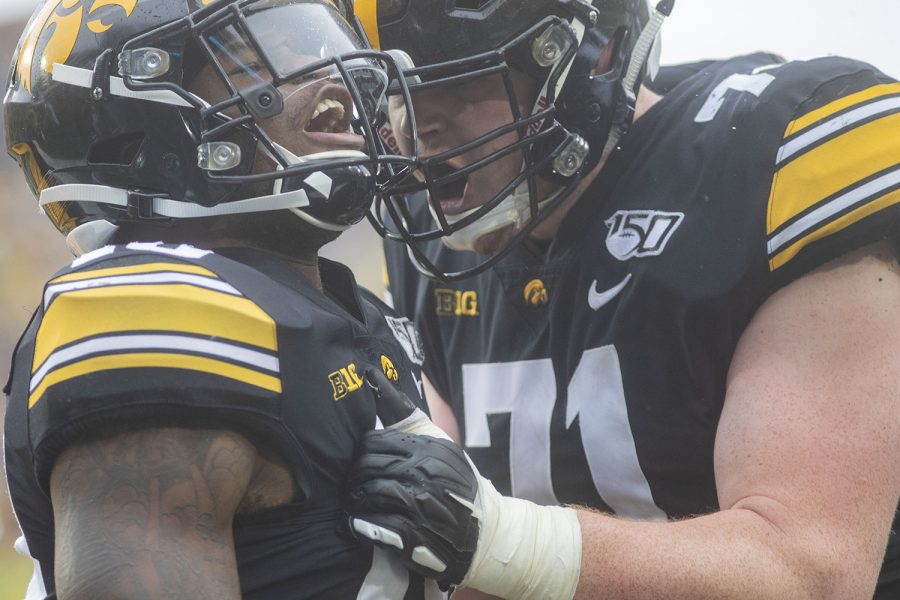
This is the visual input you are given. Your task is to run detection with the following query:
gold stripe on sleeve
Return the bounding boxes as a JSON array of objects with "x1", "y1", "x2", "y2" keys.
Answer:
[
  {"x1": 35, "y1": 284, "x2": 277, "y2": 368},
  {"x1": 29, "y1": 352, "x2": 282, "y2": 408},
  {"x1": 50, "y1": 262, "x2": 219, "y2": 284},
  {"x1": 767, "y1": 113, "x2": 900, "y2": 234},
  {"x1": 769, "y1": 187, "x2": 900, "y2": 271}
]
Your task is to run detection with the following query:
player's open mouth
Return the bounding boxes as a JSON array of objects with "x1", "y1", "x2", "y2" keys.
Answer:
[
  {"x1": 428, "y1": 164, "x2": 469, "y2": 216},
  {"x1": 301, "y1": 86, "x2": 364, "y2": 149},
  {"x1": 305, "y1": 98, "x2": 350, "y2": 134}
]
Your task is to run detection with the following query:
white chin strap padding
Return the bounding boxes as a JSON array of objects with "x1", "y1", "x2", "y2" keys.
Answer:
[
  {"x1": 437, "y1": 184, "x2": 530, "y2": 252},
  {"x1": 436, "y1": 182, "x2": 558, "y2": 253},
  {"x1": 268, "y1": 145, "x2": 370, "y2": 232}
]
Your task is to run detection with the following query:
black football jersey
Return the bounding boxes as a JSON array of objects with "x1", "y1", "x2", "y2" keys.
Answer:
[
  {"x1": 4, "y1": 242, "x2": 443, "y2": 599},
  {"x1": 384, "y1": 54, "x2": 900, "y2": 596}
]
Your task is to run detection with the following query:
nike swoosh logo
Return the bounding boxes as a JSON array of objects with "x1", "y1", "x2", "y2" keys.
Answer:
[{"x1": 588, "y1": 274, "x2": 632, "y2": 311}]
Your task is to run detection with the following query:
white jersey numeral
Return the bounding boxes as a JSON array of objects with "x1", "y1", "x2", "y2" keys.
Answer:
[
  {"x1": 694, "y1": 71, "x2": 777, "y2": 123},
  {"x1": 463, "y1": 357, "x2": 559, "y2": 506},
  {"x1": 462, "y1": 346, "x2": 666, "y2": 518}
]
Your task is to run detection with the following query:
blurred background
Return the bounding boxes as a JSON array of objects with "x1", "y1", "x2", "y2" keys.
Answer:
[{"x1": 1, "y1": 0, "x2": 898, "y2": 596}]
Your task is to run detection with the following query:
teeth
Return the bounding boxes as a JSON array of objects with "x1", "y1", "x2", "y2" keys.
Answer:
[{"x1": 310, "y1": 98, "x2": 345, "y2": 122}]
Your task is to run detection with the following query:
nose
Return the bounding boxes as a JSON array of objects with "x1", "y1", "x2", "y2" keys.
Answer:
[
  {"x1": 407, "y1": 87, "x2": 454, "y2": 156},
  {"x1": 411, "y1": 88, "x2": 444, "y2": 133}
]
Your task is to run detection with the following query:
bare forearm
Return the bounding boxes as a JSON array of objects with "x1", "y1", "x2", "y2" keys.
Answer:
[
  {"x1": 52, "y1": 427, "x2": 253, "y2": 600},
  {"x1": 575, "y1": 505, "x2": 868, "y2": 600}
]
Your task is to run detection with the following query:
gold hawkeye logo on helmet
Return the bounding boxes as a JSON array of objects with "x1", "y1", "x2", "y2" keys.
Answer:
[{"x1": 16, "y1": 0, "x2": 138, "y2": 94}]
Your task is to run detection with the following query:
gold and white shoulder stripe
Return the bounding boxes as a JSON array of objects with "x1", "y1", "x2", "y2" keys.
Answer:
[
  {"x1": 766, "y1": 82, "x2": 900, "y2": 271},
  {"x1": 30, "y1": 261, "x2": 280, "y2": 407}
]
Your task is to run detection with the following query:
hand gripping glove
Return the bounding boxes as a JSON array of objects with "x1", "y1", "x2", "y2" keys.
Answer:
[{"x1": 345, "y1": 369, "x2": 582, "y2": 599}]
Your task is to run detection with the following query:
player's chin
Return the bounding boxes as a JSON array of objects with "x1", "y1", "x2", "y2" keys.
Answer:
[{"x1": 472, "y1": 223, "x2": 517, "y2": 255}]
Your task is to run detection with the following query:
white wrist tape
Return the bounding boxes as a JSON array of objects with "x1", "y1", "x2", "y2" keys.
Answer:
[
  {"x1": 460, "y1": 479, "x2": 581, "y2": 600},
  {"x1": 391, "y1": 409, "x2": 582, "y2": 600}
]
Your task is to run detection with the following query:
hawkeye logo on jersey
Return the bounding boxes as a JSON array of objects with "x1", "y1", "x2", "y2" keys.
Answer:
[
  {"x1": 435, "y1": 288, "x2": 479, "y2": 317},
  {"x1": 380, "y1": 355, "x2": 399, "y2": 382},
  {"x1": 16, "y1": 0, "x2": 138, "y2": 94},
  {"x1": 329, "y1": 363, "x2": 364, "y2": 401},
  {"x1": 604, "y1": 210, "x2": 684, "y2": 261},
  {"x1": 524, "y1": 279, "x2": 549, "y2": 307}
]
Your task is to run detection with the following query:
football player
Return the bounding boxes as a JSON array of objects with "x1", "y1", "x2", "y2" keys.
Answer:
[
  {"x1": 3, "y1": 0, "x2": 442, "y2": 598},
  {"x1": 345, "y1": 0, "x2": 900, "y2": 598}
]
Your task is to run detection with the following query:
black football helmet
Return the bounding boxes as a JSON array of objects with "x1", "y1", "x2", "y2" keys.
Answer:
[
  {"x1": 362, "y1": 0, "x2": 674, "y2": 281},
  {"x1": 5, "y1": 0, "x2": 416, "y2": 255}
]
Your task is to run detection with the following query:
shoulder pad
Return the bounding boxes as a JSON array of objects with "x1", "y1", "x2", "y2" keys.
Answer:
[
  {"x1": 31, "y1": 246, "x2": 281, "y2": 409},
  {"x1": 16, "y1": 245, "x2": 324, "y2": 496},
  {"x1": 760, "y1": 58, "x2": 900, "y2": 275}
]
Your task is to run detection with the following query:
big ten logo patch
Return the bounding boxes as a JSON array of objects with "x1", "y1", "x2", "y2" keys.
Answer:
[
  {"x1": 16, "y1": 0, "x2": 139, "y2": 94},
  {"x1": 434, "y1": 288, "x2": 479, "y2": 317},
  {"x1": 329, "y1": 362, "x2": 364, "y2": 401},
  {"x1": 523, "y1": 278, "x2": 548, "y2": 307},
  {"x1": 380, "y1": 354, "x2": 398, "y2": 382}
]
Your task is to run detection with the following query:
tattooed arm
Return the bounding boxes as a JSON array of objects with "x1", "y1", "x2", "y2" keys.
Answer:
[{"x1": 49, "y1": 427, "x2": 260, "y2": 600}]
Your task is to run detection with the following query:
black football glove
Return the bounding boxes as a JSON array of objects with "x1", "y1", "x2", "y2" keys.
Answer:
[
  {"x1": 344, "y1": 369, "x2": 479, "y2": 587},
  {"x1": 344, "y1": 369, "x2": 582, "y2": 600}
]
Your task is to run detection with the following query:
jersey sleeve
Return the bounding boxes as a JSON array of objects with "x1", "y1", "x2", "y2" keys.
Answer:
[
  {"x1": 19, "y1": 251, "x2": 310, "y2": 492},
  {"x1": 760, "y1": 58, "x2": 900, "y2": 287}
]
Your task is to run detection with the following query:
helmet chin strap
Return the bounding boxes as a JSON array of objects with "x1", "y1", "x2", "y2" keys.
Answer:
[
  {"x1": 435, "y1": 181, "x2": 559, "y2": 252},
  {"x1": 267, "y1": 142, "x2": 369, "y2": 232},
  {"x1": 600, "y1": 0, "x2": 673, "y2": 161},
  {"x1": 58, "y1": 143, "x2": 369, "y2": 256}
]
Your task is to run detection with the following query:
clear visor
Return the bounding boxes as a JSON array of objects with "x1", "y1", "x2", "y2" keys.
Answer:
[
  {"x1": 198, "y1": 0, "x2": 391, "y2": 163},
  {"x1": 208, "y1": 0, "x2": 361, "y2": 81}
]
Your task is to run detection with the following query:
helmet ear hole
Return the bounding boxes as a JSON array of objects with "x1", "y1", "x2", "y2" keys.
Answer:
[
  {"x1": 591, "y1": 26, "x2": 626, "y2": 77},
  {"x1": 87, "y1": 132, "x2": 146, "y2": 166}
]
